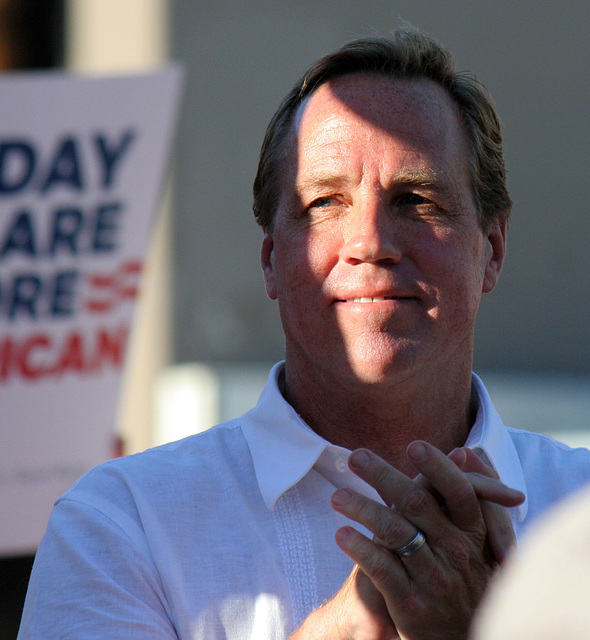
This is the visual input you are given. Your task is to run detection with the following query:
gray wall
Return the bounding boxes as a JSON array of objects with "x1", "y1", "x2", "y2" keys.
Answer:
[{"x1": 169, "y1": 1, "x2": 590, "y2": 374}]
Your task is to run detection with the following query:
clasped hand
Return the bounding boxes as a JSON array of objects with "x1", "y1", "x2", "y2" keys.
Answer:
[{"x1": 293, "y1": 442, "x2": 524, "y2": 640}]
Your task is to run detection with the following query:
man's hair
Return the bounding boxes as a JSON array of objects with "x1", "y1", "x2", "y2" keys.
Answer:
[{"x1": 253, "y1": 27, "x2": 512, "y2": 231}]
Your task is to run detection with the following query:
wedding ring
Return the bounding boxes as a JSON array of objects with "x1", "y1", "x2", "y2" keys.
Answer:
[{"x1": 394, "y1": 529, "x2": 426, "y2": 558}]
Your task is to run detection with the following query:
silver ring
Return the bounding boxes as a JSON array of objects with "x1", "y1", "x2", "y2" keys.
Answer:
[{"x1": 394, "y1": 529, "x2": 426, "y2": 558}]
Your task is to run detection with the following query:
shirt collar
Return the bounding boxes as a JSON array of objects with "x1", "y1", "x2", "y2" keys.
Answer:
[
  {"x1": 241, "y1": 362, "x2": 329, "y2": 510},
  {"x1": 466, "y1": 373, "x2": 529, "y2": 522},
  {"x1": 242, "y1": 363, "x2": 529, "y2": 521}
]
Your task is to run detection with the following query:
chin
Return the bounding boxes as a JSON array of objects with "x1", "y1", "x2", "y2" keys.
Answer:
[
  {"x1": 347, "y1": 364, "x2": 401, "y2": 387},
  {"x1": 342, "y1": 336, "x2": 423, "y2": 385}
]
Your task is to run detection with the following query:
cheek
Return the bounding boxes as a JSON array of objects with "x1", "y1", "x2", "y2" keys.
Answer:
[
  {"x1": 307, "y1": 234, "x2": 339, "y2": 277},
  {"x1": 419, "y1": 231, "x2": 486, "y2": 310},
  {"x1": 282, "y1": 226, "x2": 341, "y2": 286}
]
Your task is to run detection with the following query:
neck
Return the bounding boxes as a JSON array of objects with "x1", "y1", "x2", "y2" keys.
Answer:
[{"x1": 282, "y1": 361, "x2": 475, "y2": 477}]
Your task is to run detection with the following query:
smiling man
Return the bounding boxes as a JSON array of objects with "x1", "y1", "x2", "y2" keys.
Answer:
[
  {"x1": 18, "y1": 27, "x2": 590, "y2": 640},
  {"x1": 260, "y1": 73, "x2": 504, "y2": 474}
]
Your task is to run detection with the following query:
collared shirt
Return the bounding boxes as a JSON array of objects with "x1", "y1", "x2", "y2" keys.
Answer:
[{"x1": 18, "y1": 363, "x2": 590, "y2": 640}]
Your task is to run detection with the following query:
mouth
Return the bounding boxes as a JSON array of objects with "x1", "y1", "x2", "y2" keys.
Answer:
[
  {"x1": 332, "y1": 291, "x2": 420, "y2": 309},
  {"x1": 343, "y1": 296, "x2": 395, "y2": 303}
]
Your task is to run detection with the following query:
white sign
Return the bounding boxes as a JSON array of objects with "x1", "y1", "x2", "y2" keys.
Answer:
[{"x1": 0, "y1": 66, "x2": 183, "y2": 555}]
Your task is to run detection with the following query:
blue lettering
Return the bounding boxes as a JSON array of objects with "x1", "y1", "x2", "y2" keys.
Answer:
[
  {"x1": 49, "y1": 208, "x2": 84, "y2": 255},
  {"x1": 50, "y1": 270, "x2": 78, "y2": 316},
  {"x1": 1, "y1": 200, "x2": 124, "y2": 260},
  {"x1": 92, "y1": 202, "x2": 121, "y2": 252},
  {"x1": 9, "y1": 274, "x2": 42, "y2": 319},
  {"x1": 0, "y1": 210, "x2": 36, "y2": 259},
  {"x1": 1, "y1": 270, "x2": 80, "y2": 320},
  {"x1": 95, "y1": 130, "x2": 136, "y2": 188},
  {"x1": 0, "y1": 141, "x2": 36, "y2": 194},
  {"x1": 41, "y1": 137, "x2": 83, "y2": 193}
]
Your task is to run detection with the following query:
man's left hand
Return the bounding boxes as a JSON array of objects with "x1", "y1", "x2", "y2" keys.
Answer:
[{"x1": 330, "y1": 442, "x2": 524, "y2": 640}]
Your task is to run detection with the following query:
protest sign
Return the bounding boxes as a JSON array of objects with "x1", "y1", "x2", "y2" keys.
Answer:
[{"x1": 0, "y1": 66, "x2": 183, "y2": 555}]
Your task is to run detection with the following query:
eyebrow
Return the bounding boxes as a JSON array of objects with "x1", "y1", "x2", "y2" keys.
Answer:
[
  {"x1": 295, "y1": 173, "x2": 354, "y2": 194},
  {"x1": 295, "y1": 167, "x2": 446, "y2": 194},
  {"x1": 387, "y1": 168, "x2": 442, "y2": 187},
  {"x1": 391, "y1": 168, "x2": 466, "y2": 207}
]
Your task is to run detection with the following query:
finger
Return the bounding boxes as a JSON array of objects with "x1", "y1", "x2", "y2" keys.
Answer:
[
  {"x1": 463, "y1": 473, "x2": 524, "y2": 507},
  {"x1": 348, "y1": 448, "x2": 423, "y2": 508},
  {"x1": 406, "y1": 441, "x2": 483, "y2": 532},
  {"x1": 414, "y1": 470, "x2": 523, "y2": 511},
  {"x1": 331, "y1": 488, "x2": 433, "y2": 570},
  {"x1": 334, "y1": 526, "x2": 411, "y2": 605},
  {"x1": 446, "y1": 448, "x2": 524, "y2": 506},
  {"x1": 335, "y1": 526, "x2": 446, "y2": 628},
  {"x1": 456, "y1": 449, "x2": 521, "y2": 561},
  {"x1": 414, "y1": 447, "x2": 482, "y2": 496},
  {"x1": 413, "y1": 446, "x2": 521, "y2": 565},
  {"x1": 347, "y1": 448, "x2": 452, "y2": 543},
  {"x1": 450, "y1": 447, "x2": 497, "y2": 477},
  {"x1": 332, "y1": 488, "x2": 414, "y2": 547},
  {"x1": 347, "y1": 566, "x2": 399, "y2": 638},
  {"x1": 480, "y1": 500, "x2": 517, "y2": 564}
]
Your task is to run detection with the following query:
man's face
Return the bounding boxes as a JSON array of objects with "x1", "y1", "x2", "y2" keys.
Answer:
[{"x1": 262, "y1": 74, "x2": 505, "y2": 387}]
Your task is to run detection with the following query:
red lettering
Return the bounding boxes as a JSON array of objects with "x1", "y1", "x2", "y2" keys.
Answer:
[
  {"x1": 0, "y1": 336, "x2": 14, "y2": 380},
  {"x1": 20, "y1": 334, "x2": 51, "y2": 379},
  {"x1": 53, "y1": 332, "x2": 85, "y2": 375},
  {"x1": 0, "y1": 325, "x2": 128, "y2": 383},
  {"x1": 96, "y1": 325, "x2": 127, "y2": 367}
]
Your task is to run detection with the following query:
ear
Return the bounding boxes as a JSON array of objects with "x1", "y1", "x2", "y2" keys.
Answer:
[
  {"x1": 482, "y1": 217, "x2": 507, "y2": 294},
  {"x1": 261, "y1": 228, "x2": 278, "y2": 300}
]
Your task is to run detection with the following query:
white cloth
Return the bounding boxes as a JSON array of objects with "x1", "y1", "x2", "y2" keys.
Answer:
[
  {"x1": 18, "y1": 363, "x2": 590, "y2": 639},
  {"x1": 472, "y1": 482, "x2": 590, "y2": 640}
]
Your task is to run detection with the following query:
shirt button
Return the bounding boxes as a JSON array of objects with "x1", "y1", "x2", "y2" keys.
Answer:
[{"x1": 335, "y1": 456, "x2": 348, "y2": 472}]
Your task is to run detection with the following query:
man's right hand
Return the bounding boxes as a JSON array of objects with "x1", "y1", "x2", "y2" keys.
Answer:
[{"x1": 291, "y1": 564, "x2": 398, "y2": 640}]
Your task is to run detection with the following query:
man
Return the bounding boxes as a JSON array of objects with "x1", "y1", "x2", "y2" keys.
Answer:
[{"x1": 18, "y1": 27, "x2": 590, "y2": 640}]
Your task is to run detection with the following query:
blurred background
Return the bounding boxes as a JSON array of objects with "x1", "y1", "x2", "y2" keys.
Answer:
[{"x1": 1, "y1": 1, "x2": 589, "y2": 636}]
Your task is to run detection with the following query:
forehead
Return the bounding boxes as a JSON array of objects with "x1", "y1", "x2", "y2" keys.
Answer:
[{"x1": 290, "y1": 73, "x2": 469, "y2": 173}]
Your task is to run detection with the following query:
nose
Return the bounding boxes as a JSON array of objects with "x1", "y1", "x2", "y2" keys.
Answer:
[{"x1": 340, "y1": 196, "x2": 402, "y2": 265}]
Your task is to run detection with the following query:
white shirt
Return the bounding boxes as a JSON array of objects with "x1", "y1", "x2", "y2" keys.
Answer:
[{"x1": 18, "y1": 363, "x2": 590, "y2": 639}]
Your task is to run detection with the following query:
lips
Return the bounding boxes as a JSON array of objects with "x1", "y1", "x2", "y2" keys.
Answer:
[
  {"x1": 344, "y1": 296, "x2": 393, "y2": 303},
  {"x1": 335, "y1": 292, "x2": 416, "y2": 304},
  {"x1": 332, "y1": 282, "x2": 421, "y2": 305}
]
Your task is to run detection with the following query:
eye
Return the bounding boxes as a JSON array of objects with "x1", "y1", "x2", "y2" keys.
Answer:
[
  {"x1": 394, "y1": 192, "x2": 447, "y2": 221},
  {"x1": 395, "y1": 192, "x2": 431, "y2": 206},
  {"x1": 308, "y1": 196, "x2": 334, "y2": 209}
]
